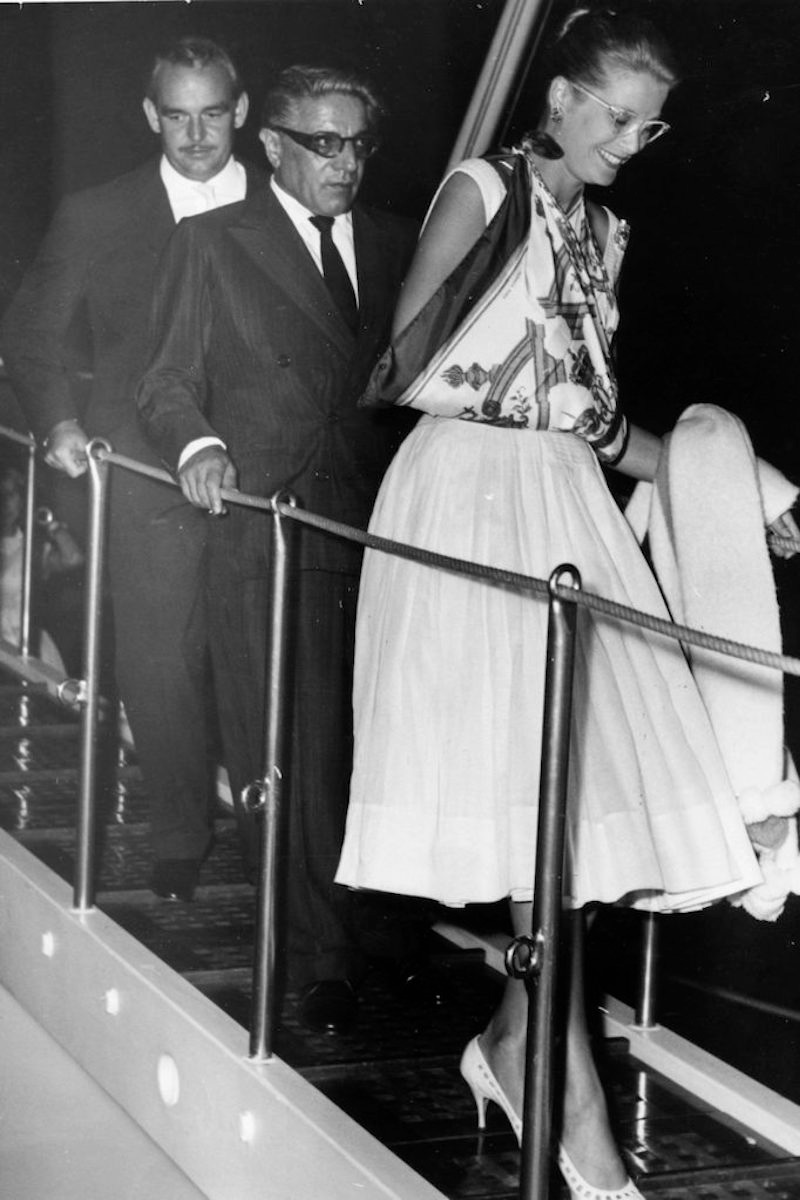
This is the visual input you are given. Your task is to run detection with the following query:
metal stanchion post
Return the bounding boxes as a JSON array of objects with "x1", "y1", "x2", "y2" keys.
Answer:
[
  {"x1": 73, "y1": 439, "x2": 111, "y2": 913},
  {"x1": 0, "y1": 425, "x2": 38, "y2": 660},
  {"x1": 505, "y1": 564, "x2": 580, "y2": 1200},
  {"x1": 247, "y1": 491, "x2": 296, "y2": 1062},
  {"x1": 20, "y1": 442, "x2": 37, "y2": 657},
  {"x1": 634, "y1": 911, "x2": 659, "y2": 1029}
]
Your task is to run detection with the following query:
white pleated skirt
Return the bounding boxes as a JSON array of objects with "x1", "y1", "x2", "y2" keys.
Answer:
[{"x1": 336, "y1": 417, "x2": 761, "y2": 911}]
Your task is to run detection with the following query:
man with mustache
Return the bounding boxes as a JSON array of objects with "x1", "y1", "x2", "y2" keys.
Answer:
[{"x1": 1, "y1": 37, "x2": 263, "y2": 902}]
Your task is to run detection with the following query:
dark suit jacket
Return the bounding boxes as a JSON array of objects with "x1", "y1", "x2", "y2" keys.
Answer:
[
  {"x1": 0, "y1": 158, "x2": 265, "y2": 466},
  {"x1": 137, "y1": 184, "x2": 419, "y2": 576}
]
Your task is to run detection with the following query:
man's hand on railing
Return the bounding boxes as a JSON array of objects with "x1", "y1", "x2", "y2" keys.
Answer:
[
  {"x1": 178, "y1": 444, "x2": 238, "y2": 515},
  {"x1": 42, "y1": 418, "x2": 89, "y2": 477}
]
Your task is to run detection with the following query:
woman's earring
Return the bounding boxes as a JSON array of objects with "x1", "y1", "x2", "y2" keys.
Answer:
[
  {"x1": 520, "y1": 97, "x2": 565, "y2": 161},
  {"x1": 524, "y1": 105, "x2": 564, "y2": 159}
]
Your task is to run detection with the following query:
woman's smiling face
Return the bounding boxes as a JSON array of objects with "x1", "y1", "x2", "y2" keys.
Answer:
[{"x1": 553, "y1": 65, "x2": 670, "y2": 189}]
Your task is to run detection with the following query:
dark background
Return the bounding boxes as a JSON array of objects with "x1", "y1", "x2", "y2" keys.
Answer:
[
  {"x1": 0, "y1": 0, "x2": 502, "y2": 309},
  {"x1": 2, "y1": 0, "x2": 800, "y2": 681},
  {"x1": 2, "y1": 0, "x2": 800, "y2": 464}
]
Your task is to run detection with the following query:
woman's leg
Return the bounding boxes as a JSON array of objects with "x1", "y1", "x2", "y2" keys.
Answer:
[
  {"x1": 478, "y1": 902, "x2": 629, "y2": 1188},
  {"x1": 475, "y1": 901, "x2": 530, "y2": 1120},
  {"x1": 560, "y1": 910, "x2": 629, "y2": 1188}
]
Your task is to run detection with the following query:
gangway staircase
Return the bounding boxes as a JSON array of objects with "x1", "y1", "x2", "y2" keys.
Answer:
[{"x1": 2, "y1": 666, "x2": 800, "y2": 1200}]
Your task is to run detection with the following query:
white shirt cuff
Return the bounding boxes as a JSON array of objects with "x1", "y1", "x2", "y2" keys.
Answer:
[{"x1": 178, "y1": 437, "x2": 226, "y2": 471}]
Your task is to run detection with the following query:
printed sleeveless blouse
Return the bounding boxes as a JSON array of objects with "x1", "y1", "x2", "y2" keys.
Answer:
[{"x1": 397, "y1": 153, "x2": 630, "y2": 464}]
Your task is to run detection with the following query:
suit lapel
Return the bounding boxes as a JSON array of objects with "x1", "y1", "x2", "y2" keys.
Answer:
[
  {"x1": 243, "y1": 161, "x2": 269, "y2": 195},
  {"x1": 125, "y1": 162, "x2": 176, "y2": 252},
  {"x1": 229, "y1": 187, "x2": 355, "y2": 358}
]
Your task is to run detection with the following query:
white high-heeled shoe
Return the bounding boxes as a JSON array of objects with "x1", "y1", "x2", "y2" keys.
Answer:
[
  {"x1": 558, "y1": 1144, "x2": 645, "y2": 1200},
  {"x1": 460, "y1": 1039, "x2": 643, "y2": 1198},
  {"x1": 459, "y1": 1036, "x2": 522, "y2": 1144}
]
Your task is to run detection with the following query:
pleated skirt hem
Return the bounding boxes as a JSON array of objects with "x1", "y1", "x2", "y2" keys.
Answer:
[{"x1": 336, "y1": 419, "x2": 761, "y2": 911}]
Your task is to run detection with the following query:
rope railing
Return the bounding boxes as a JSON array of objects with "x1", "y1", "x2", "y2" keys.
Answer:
[
  {"x1": 15, "y1": 438, "x2": 800, "y2": 1200},
  {"x1": 101, "y1": 444, "x2": 800, "y2": 1200},
  {"x1": 103, "y1": 446, "x2": 800, "y2": 678}
]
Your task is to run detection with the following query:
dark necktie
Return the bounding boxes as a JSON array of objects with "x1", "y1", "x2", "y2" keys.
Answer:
[{"x1": 309, "y1": 215, "x2": 358, "y2": 333}]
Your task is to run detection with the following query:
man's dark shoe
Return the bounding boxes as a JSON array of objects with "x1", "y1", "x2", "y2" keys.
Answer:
[
  {"x1": 151, "y1": 858, "x2": 200, "y2": 902},
  {"x1": 299, "y1": 980, "x2": 357, "y2": 1035}
]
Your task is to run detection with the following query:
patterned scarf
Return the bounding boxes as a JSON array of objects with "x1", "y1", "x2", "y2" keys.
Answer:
[{"x1": 363, "y1": 152, "x2": 630, "y2": 465}]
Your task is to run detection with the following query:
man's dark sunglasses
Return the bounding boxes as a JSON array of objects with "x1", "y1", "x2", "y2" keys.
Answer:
[{"x1": 270, "y1": 125, "x2": 380, "y2": 160}]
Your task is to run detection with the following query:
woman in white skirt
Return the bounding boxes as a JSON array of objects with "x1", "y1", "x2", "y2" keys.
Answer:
[{"x1": 336, "y1": 7, "x2": 799, "y2": 1196}]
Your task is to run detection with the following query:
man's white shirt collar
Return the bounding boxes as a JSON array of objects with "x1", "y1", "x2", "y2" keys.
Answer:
[
  {"x1": 161, "y1": 156, "x2": 247, "y2": 223},
  {"x1": 270, "y1": 176, "x2": 357, "y2": 295}
]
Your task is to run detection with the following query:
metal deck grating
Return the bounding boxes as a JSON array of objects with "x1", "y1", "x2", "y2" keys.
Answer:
[
  {"x1": 589, "y1": 904, "x2": 800, "y2": 1109},
  {"x1": 14, "y1": 815, "x2": 243, "y2": 889}
]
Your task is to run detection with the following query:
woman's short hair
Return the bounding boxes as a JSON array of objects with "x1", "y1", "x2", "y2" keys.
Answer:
[{"x1": 260, "y1": 65, "x2": 384, "y2": 131}]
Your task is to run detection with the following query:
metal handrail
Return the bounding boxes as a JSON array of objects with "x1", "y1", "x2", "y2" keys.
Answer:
[
  {"x1": 20, "y1": 440, "x2": 36, "y2": 658},
  {"x1": 36, "y1": 441, "x2": 796, "y2": 1194},
  {"x1": 634, "y1": 911, "x2": 660, "y2": 1030},
  {"x1": 73, "y1": 439, "x2": 110, "y2": 912},
  {"x1": 247, "y1": 492, "x2": 295, "y2": 1061},
  {"x1": 0, "y1": 423, "x2": 83, "y2": 706},
  {"x1": 0, "y1": 424, "x2": 38, "y2": 660},
  {"x1": 505, "y1": 565, "x2": 581, "y2": 1197},
  {"x1": 72, "y1": 450, "x2": 593, "y2": 1149}
]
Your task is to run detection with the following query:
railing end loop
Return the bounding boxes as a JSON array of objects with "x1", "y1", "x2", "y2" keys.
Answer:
[
  {"x1": 269, "y1": 489, "x2": 298, "y2": 518},
  {"x1": 241, "y1": 780, "x2": 267, "y2": 815},
  {"x1": 86, "y1": 437, "x2": 112, "y2": 461},
  {"x1": 57, "y1": 678, "x2": 86, "y2": 708},
  {"x1": 549, "y1": 562, "x2": 581, "y2": 598},
  {"x1": 504, "y1": 931, "x2": 544, "y2": 980}
]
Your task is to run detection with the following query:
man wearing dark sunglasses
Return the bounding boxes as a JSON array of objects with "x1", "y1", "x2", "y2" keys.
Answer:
[{"x1": 138, "y1": 64, "x2": 424, "y2": 1035}]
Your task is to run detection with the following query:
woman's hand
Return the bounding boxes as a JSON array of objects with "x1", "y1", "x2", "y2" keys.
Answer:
[{"x1": 767, "y1": 508, "x2": 800, "y2": 559}]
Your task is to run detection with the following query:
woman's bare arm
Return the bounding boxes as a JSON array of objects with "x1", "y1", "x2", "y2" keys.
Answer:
[
  {"x1": 616, "y1": 424, "x2": 800, "y2": 558},
  {"x1": 392, "y1": 172, "x2": 488, "y2": 338}
]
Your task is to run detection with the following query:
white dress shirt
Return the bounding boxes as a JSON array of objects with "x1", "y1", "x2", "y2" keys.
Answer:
[
  {"x1": 270, "y1": 176, "x2": 359, "y2": 300},
  {"x1": 160, "y1": 155, "x2": 247, "y2": 223}
]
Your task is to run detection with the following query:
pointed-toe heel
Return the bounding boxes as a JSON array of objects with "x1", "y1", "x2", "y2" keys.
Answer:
[
  {"x1": 558, "y1": 1144, "x2": 644, "y2": 1200},
  {"x1": 459, "y1": 1036, "x2": 522, "y2": 1145}
]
